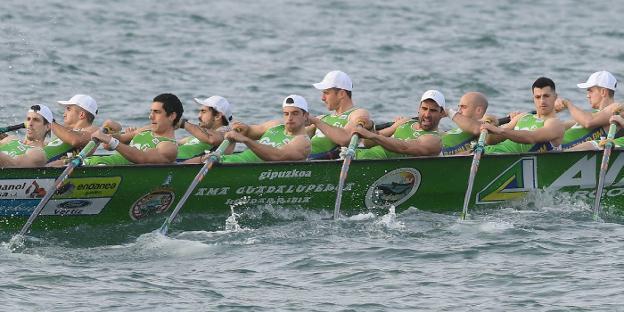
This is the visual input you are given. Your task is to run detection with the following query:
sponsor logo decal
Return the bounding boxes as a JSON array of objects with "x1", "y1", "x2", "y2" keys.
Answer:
[
  {"x1": 129, "y1": 173, "x2": 175, "y2": 220},
  {"x1": 476, "y1": 157, "x2": 537, "y2": 204},
  {"x1": 129, "y1": 190, "x2": 175, "y2": 220},
  {"x1": 365, "y1": 168, "x2": 421, "y2": 209},
  {"x1": 57, "y1": 200, "x2": 91, "y2": 209},
  {"x1": 0, "y1": 179, "x2": 53, "y2": 199},
  {"x1": 55, "y1": 177, "x2": 122, "y2": 198}
]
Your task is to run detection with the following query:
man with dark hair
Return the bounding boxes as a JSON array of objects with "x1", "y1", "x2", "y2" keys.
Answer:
[
  {"x1": 306, "y1": 70, "x2": 372, "y2": 159},
  {"x1": 350, "y1": 90, "x2": 444, "y2": 159},
  {"x1": 482, "y1": 77, "x2": 565, "y2": 153},
  {"x1": 44, "y1": 94, "x2": 99, "y2": 162},
  {"x1": 84, "y1": 93, "x2": 183, "y2": 165},
  {"x1": 177, "y1": 95, "x2": 233, "y2": 163},
  {"x1": 0, "y1": 104, "x2": 53, "y2": 167},
  {"x1": 219, "y1": 95, "x2": 310, "y2": 163},
  {"x1": 557, "y1": 71, "x2": 619, "y2": 150}
]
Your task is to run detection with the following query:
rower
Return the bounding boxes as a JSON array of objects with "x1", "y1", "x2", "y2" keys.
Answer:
[
  {"x1": 350, "y1": 90, "x2": 443, "y2": 159},
  {"x1": 83, "y1": 93, "x2": 183, "y2": 165},
  {"x1": 559, "y1": 71, "x2": 619, "y2": 151},
  {"x1": 177, "y1": 96, "x2": 233, "y2": 163},
  {"x1": 307, "y1": 70, "x2": 372, "y2": 159},
  {"x1": 482, "y1": 77, "x2": 565, "y2": 153},
  {"x1": 442, "y1": 92, "x2": 489, "y2": 155},
  {"x1": 219, "y1": 95, "x2": 310, "y2": 163},
  {"x1": 44, "y1": 94, "x2": 99, "y2": 162},
  {"x1": 0, "y1": 105, "x2": 53, "y2": 167}
]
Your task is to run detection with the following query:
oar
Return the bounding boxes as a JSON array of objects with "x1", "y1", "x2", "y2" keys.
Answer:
[
  {"x1": 8, "y1": 129, "x2": 109, "y2": 250},
  {"x1": 459, "y1": 128, "x2": 488, "y2": 220},
  {"x1": 333, "y1": 125, "x2": 363, "y2": 219},
  {"x1": 592, "y1": 113, "x2": 620, "y2": 220},
  {"x1": 158, "y1": 139, "x2": 231, "y2": 235},
  {"x1": 0, "y1": 123, "x2": 25, "y2": 134}
]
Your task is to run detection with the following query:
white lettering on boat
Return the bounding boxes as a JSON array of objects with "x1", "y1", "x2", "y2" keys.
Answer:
[
  {"x1": 224, "y1": 196, "x2": 312, "y2": 205},
  {"x1": 258, "y1": 169, "x2": 312, "y2": 181},
  {"x1": 194, "y1": 187, "x2": 230, "y2": 196},
  {"x1": 548, "y1": 153, "x2": 624, "y2": 191},
  {"x1": 193, "y1": 183, "x2": 352, "y2": 197}
]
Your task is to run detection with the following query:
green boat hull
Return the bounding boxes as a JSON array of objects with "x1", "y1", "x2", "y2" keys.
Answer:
[{"x1": 1, "y1": 150, "x2": 622, "y2": 231}]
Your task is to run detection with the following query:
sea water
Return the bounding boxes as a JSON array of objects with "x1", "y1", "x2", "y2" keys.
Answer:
[{"x1": 2, "y1": 0, "x2": 624, "y2": 310}]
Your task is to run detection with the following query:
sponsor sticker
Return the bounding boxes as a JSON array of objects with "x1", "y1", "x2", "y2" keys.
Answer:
[
  {"x1": 54, "y1": 177, "x2": 122, "y2": 198},
  {"x1": 365, "y1": 168, "x2": 421, "y2": 209},
  {"x1": 0, "y1": 198, "x2": 111, "y2": 216},
  {"x1": 0, "y1": 179, "x2": 53, "y2": 199},
  {"x1": 129, "y1": 190, "x2": 175, "y2": 220}
]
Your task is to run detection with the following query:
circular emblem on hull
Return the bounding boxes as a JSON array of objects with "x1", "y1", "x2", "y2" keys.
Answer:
[
  {"x1": 130, "y1": 190, "x2": 175, "y2": 220},
  {"x1": 365, "y1": 168, "x2": 421, "y2": 209}
]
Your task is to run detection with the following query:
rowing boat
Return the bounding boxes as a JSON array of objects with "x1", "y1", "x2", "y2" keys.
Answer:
[{"x1": 1, "y1": 150, "x2": 622, "y2": 231}]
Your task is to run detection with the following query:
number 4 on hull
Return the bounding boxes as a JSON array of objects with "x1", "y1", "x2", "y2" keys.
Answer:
[{"x1": 476, "y1": 157, "x2": 537, "y2": 204}]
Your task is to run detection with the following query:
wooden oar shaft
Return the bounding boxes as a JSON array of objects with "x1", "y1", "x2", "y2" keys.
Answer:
[
  {"x1": 460, "y1": 129, "x2": 488, "y2": 221},
  {"x1": 333, "y1": 133, "x2": 360, "y2": 219},
  {"x1": 0, "y1": 123, "x2": 25, "y2": 134},
  {"x1": 159, "y1": 140, "x2": 231, "y2": 235},
  {"x1": 593, "y1": 122, "x2": 618, "y2": 219}
]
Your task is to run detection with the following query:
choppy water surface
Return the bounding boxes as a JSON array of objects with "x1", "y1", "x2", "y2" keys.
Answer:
[{"x1": 2, "y1": 0, "x2": 624, "y2": 310}]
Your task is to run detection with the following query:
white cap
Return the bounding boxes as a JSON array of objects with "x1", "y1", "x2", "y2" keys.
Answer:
[
  {"x1": 57, "y1": 94, "x2": 98, "y2": 116},
  {"x1": 577, "y1": 71, "x2": 617, "y2": 90},
  {"x1": 313, "y1": 70, "x2": 353, "y2": 91},
  {"x1": 28, "y1": 104, "x2": 54, "y2": 124},
  {"x1": 420, "y1": 90, "x2": 446, "y2": 110},
  {"x1": 282, "y1": 94, "x2": 308, "y2": 112},
  {"x1": 194, "y1": 96, "x2": 233, "y2": 122}
]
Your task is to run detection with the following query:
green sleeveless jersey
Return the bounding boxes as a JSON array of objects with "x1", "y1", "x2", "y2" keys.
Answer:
[
  {"x1": 221, "y1": 125, "x2": 294, "y2": 163},
  {"x1": 485, "y1": 114, "x2": 559, "y2": 154},
  {"x1": 310, "y1": 108, "x2": 357, "y2": 157},
  {"x1": 442, "y1": 128, "x2": 475, "y2": 155},
  {"x1": 177, "y1": 137, "x2": 212, "y2": 161},
  {"x1": 0, "y1": 139, "x2": 35, "y2": 158},
  {"x1": 84, "y1": 130, "x2": 176, "y2": 166},
  {"x1": 562, "y1": 110, "x2": 605, "y2": 149},
  {"x1": 355, "y1": 121, "x2": 439, "y2": 159},
  {"x1": 44, "y1": 136, "x2": 77, "y2": 162}
]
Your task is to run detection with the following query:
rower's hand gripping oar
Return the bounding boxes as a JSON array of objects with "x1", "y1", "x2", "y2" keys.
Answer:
[
  {"x1": 459, "y1": 122, "x2": 490, "y2": 221},
  {"x1": 158, "y1": 139, "x2": 231, "y2": 235},
  {"x1": 0, "y1": 123, "x2": 26, "y2": 134},
  {"x1": 333, "y1": 122, "x2": 365, "y2": 220},
  {"x1": 8, "y1": 127, "x2": 111, "y2": 251},
  {"x1": 592, "y1": 108, "x2": 622, "y2": 220}
]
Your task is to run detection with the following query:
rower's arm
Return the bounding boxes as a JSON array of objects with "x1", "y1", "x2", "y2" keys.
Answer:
[
  {"x1": 311, "y1": 109, "x2": 371, "y2": 147},
  {"x1": 0, "y1": 148, "x2": 47, "y2": 168},
  {"x1": 485, "y1": 114, "x2": 523, "y2": 145},
  {"x1": 451, "y1": 113, "x2": 481, "y2": 136},
  {"x1": 182, "y1": 122, "x2": 224, "y2": 146},
  {"x1": 493, "y1": 118, "x2": 565, "y2": 144},
  {"x1": 115, "y1": 141, "x2": 178, "y2": 164},
  {"x1": 245, "y1": 135, "x2": 310, "y2": 161},
  {"x1": 243, "y1": 120, "x2": 280, "y2": 140},
  {"x1": 565, "y1": 101, "x2": 612, "y2": 128},
  {"x1": 358, "y1": 130, "x2": 441, "y2": 156},
  {"x1": 50, "y1": 122, "x2": 93, "y2": 147}
]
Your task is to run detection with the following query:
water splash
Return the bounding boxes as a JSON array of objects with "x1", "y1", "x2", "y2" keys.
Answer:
[
  {"x1": 225, "y1": 206, "x2": 241, "y2": 232},
  {"x1": 374, "y1": 205, "x2": 405, "y2": 230}
]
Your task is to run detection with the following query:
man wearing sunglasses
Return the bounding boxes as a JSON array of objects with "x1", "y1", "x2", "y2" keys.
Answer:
[{"x1": 0, "y1": 105, "x2": 54, "y2": 167}]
